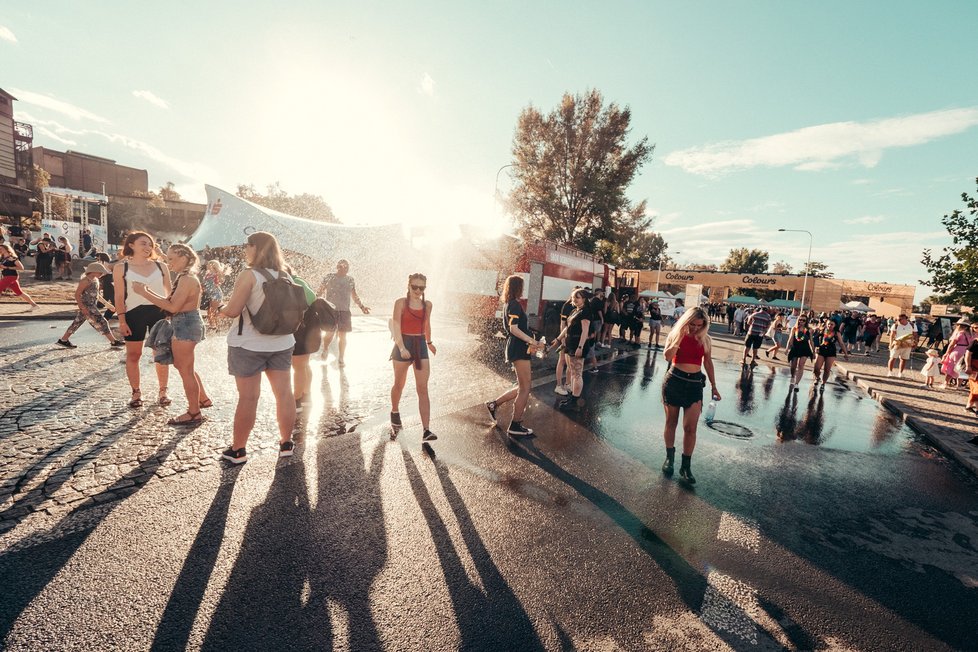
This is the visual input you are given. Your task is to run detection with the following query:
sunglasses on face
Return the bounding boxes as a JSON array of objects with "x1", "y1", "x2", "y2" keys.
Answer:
[{"x1": 410, "y1": 284, "x2": 426, "y2": 291}]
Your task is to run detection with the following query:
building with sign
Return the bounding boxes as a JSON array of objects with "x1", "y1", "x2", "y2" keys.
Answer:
[{"x1": 618, "y1": 268, "x2": 915, "y2": 317}]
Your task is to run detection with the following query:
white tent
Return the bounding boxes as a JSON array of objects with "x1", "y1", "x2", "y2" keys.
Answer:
[
  {"x1": 639, "y1": 290, "x2": 672, "y2": 299},
  {"x1": 844, "y1": 300, "x2": 873, "y2": 313}
]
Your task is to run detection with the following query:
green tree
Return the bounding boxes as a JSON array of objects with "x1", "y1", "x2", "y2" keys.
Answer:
[
  {"x1": 594, "y1": 229, "x2": 667, "y2": 269},
  {"x1": 771, "y1": 260, "x2": 793, "y2": 274},
  {"x1": 720, "y1": 248, "x2": 769, "y2": 274},
  {"x1": 158, "y1": 181, "x2": 182, "y2": 201},
  {"x1": 236, "y1": 182, "x2": 338, "y2": 223},
  {"x1": 801, "y1": 260, "x2": 833, "y2": 278},
  {"x1": 921, "y1": 177, "x2": 978, "y2": 310},
  {"x1": 509, "y1": 89, "x2": 654, "y2": 252},
  {"x1": 686, "y1": 263, "x2": 718, "y2": 271}
]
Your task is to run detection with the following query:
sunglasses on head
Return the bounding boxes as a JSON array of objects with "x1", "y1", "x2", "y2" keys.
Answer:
[{"x1": 410, "y1": 284, "x2": 426, "y2": 291}]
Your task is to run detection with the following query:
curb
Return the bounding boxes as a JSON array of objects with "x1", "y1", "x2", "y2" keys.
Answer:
[{"x1": 835, "y1": 361, "x2": 978, "y2": 478}]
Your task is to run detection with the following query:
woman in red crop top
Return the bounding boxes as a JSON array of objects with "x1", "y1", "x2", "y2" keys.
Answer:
[
  {"x1": 660, "y1": 307, "x2": 720, "y2": 485},
  {"x1": 390, "y1": 273, "x2": 437, "y2": 442}
]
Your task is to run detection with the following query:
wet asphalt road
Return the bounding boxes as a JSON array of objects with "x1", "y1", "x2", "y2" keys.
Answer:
[{"x1": 1, "y1": 318, "x2": 977, "y2": 650}]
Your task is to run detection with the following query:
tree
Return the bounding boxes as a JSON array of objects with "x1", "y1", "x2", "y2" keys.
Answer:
[
  {"x1": 720, "y1": 248, "x2": 769, "y2": 274},
  {"x1": 686, "y1": 263, "x2": 719, "y2": 271},
  {"x1": 236, "y1": 182, "x2": 338, "y2": 223},
  {"x1": 921, "y1": 177, "x2": 978, "y2": 310},
  {"x1": 158, "y1": 181, "x2": 182, "y2": 201},
  {"x1": 509, "y1": 89, "x2": 654, "y2": 253},
  {"x1": 594, "y1": 229, "x2": 667, "y2": 269},
  {"x1": 801, "y1": 260, "x2": 833, "y2": 278},
  {"x1": 771, "y1": 260, "x2": 793, "y2": 274}
]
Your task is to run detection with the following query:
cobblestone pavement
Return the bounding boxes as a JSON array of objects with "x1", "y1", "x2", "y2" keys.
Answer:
[{"x1": 0, "y1": 314, "x2": 623, "y2": 538}]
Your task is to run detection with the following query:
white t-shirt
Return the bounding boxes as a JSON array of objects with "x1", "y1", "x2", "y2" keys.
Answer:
[
  {"x1": 226, "y1": 269, "x2": 297, "y2": 352},
  {"x1": 785, "y1": 314, "x2": 799, "y2": 330},
  {"x1": 890, "y1": 321, "x2": 914, "y2": 342},
  {"x1": 673, "y1": 306, "x2": 685, "y2": 319}
]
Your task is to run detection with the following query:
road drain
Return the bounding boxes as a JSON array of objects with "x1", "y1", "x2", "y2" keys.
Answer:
[{"x1": 707, "y1": 420, "x2": 754, "y2": 439}]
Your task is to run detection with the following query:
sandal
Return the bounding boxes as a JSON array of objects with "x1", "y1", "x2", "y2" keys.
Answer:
[
  {"x1": 168, "y1": 411, "x2": 204, "y2": 426},
  {"x1": 129, "y1": 389, "x2": 142, "y2": 408},
  {"x1": 158, "y1": 387, "x2": 172, "y2": 407},
  {"x1": 198, "y1": 398, "x2": 213, "y2": 409}
]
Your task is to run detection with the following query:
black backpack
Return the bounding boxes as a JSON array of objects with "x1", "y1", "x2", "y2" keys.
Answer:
[{"x1": 239, "y1": 269, "x2": 308, "y2": 335}]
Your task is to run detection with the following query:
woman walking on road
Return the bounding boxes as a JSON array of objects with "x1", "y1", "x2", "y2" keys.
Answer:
[
  {"x1": 786, "y1": 316, "x2": 816, "y2": 391},
  {"x1": 0, "y1": 244, "x2": 39, "y2": 311},
  {"x1": 56, "y1": 262, "x2": 123, "y2": 348},
  {"x1": 941, "y1": 321, "x2": 974, "y2": 389},
  {"x1": 114, "y1": 231, "x2": 171, "y2": 409},
  {"x1": 389, "y1": 273, "x2": 437, "y2": 441},
  {"x1": 132, "y1": 244, "x2": 212, "y2": 426},
  {"x1": 812, "y1": 319, "x2": 849, "y2": 387},
  {"x1": 660, "y1": 307, "x2": 720, "y2": 485},
  {"x1": 764, "y1": 312, "x2": 786, "y2": 360},
  {"x1": 485, "y1": 275, "x2": 539, "y2": 438},
  {"x1": 54, "y1": 235, "x2": 74, "y2": 280},
  {"x1": 217, "y1": 231, "x2": 298, "y2": 463}
]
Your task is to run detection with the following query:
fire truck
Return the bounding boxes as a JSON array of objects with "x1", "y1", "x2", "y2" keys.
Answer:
[{"x1": 451, "y1": 231, "x2": 614, "y2": 339}]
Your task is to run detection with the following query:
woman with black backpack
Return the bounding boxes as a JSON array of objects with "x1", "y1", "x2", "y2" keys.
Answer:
[{"x1": 218, "y1": 231, "x2": 298, "y2": 463}]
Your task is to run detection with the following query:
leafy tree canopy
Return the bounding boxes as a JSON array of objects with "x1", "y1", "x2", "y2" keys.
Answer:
[
  {"x1": 921, "y1": 177, "x2": 978, "y2": 310},
  {"x1": 236, "y1": 182, "x2": 338, "y2": 223},
  {"x1": 509, "y1": 89, "x2": 654, "y2": 255},
  {"x1": 158, "y1": 181, "x2": 182, "y2": 201},
  {"x1": 771, "y1": 260, "x2": 793, "y2": 274},
  {"x1": 801, "y1": 260, "x2": 833, "y2": 278},
  {"x1": 720, "y1": 248, "x2": 769, "y2": 274},
  {"x1": 594, "y1": 229, "x2": 667, "y2": 270}
]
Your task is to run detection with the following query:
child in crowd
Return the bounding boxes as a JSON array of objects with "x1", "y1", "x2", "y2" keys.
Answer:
[
  {"x1": 202, "y1": 260, "x2": 225, "y2": 329},
  {"x1": 57, "y1": 263, "x2": 125, "y2": 349},
  {"x1": 921, "y1": 349, "x2": 943, "y2": 388}
]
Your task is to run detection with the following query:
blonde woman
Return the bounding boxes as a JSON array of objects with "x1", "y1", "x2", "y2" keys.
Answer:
[
  {"x1": 218, "y1": 232, "x2": 297, "y2": 463},
  {"x1": 114, "y1": 231, "x2": 171, "y2": 408},
  {"x1": 661, "y1": 307, "x2": 720, "y2": 484},
  {"x1": 133, "y1": 244, "x2": 212, "y2": 426}
]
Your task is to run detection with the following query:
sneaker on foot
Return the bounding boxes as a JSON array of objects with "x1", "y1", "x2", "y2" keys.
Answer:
[
  {"x1": 896, "y1": 371, "x2": 903, "y2": 378},
  {"x1": 222, "y1": 447, "x2": 247, "y2": 464},
  {"x1": 507, "y1": 422, "x2": 534, "y2": 437},
  {"x1": 28, "y1": 305, "x2": 38, "y2": 311},
  {"x1": 110, "y1": 340, "x2": 125, "y2": 347},
  {"x1": 279, "y1": 440, "x2": 295, "y2": 458},
  {"x1": 886, "y1": 370, "x2": 894, "y2": 377},
  {"x1": 423, "y1": 430, "x2": 437, "y2": 442},
  {"x1": 485, "y1": 401, "x2": 497, "y2": 423},
  {"x1": 56, "y1": 339, "x2": 77, "y2": 349},
  {"x1": 554, "y1": 385, "x2": 569, "y2": 396},
  {"x1": 390, "y1": 411, "x2": 402, "y2": 426}
]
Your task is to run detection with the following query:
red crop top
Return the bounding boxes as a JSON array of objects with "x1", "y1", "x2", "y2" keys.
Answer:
[
  {"x1": 401, "y1": 304, "x2": 426, "y2": 335},
  {"x1": 673, "y1": 334, "x2": 705, "y2": 366}
]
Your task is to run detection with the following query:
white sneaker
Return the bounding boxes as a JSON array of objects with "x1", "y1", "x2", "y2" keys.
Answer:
[
  {"x1": 886, "y1": 371, "x2": 894, "y2": 377},
  {"x1": 897, "y1": 371, "x2": 903, "y2": 378},
  {"x1": 554, "y1": 385, "x2": 569, "y2": 396}
]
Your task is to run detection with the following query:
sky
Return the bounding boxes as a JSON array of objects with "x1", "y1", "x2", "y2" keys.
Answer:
[{"x1": 3, "y1": 1, "x2": 977, "y2": 302}]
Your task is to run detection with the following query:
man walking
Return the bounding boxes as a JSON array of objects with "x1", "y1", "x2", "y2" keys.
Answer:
[
  {"x1": 742, "y1": 306, "x2": 772, "y2": 366},
  {"x1": 887, "y1": 313, "x2": 917, "y2": 377},
  {"x1": 317, "y1": 259, "x2": 370, "y2": 366}
]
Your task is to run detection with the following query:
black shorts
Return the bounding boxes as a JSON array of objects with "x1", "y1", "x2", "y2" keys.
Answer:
[
  {"x1": 744, "y1": 334, "x2": 764, "y2": 349},
  {"x1": 292, "y1": 323, "x2": 322, "y2": 356},
  {"x1": 662, "y1": 368, "x2": 705, "y2": 409},
  {"x1": 330, "y1": 310, "x2": 353, "y2": 333},
  {"x1": 391, "y1": 334, "x2": 429, "y2": 369},
  {"x1": 123, "y1": 305, "x2": 166, "y2": 342},
  {"x1": 506, "y1": 338, "x2": 532, "y2": 363}
]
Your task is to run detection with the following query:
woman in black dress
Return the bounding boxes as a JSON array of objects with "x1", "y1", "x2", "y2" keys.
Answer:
[
  {"x1": 33, "y1": 236, "x2": 56, "y2": 281},
  {"x1": 485, "y1": 275, "x2": 540, "y2": 437}
]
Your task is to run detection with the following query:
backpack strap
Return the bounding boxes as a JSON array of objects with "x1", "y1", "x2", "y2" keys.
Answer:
[{"x1": 123, "y1": 261, "x2": 129, "y2": 304}]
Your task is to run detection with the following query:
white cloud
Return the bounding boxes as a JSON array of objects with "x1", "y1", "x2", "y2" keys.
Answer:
[
  {"x1": 843, "y1": 215, "x2": 885, "y2": 225},
  {"x1": 851, "y1": 178, "x2": 872, "y2": 185},
  {"x1": 132, "y1": 90, "x2": 170, "y2": 110},
  {"x1": 418, "y1": 73, "x2": 435, "y2": 97},
  {"x1": 0, "y1": 25, "x2": 16, "y2": 43},
  {"x1": 9, "y1": 87, "x2": 109, "y2": 123},
  {"x1": 664, "y1": 107, "x2": 978, "y2": 176},
  {"x1": 36, "y1": 126, "x2": 77, "y2": 147}
]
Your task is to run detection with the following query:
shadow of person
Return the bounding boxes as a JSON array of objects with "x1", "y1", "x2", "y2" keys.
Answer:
[
  {"x1": 202, "y1": 436, "x2": 389, "y2": 652},
  {"x1": 735, "y1": 365, "x2": 756, "y2": 415},
  {"x1": 761, "y1": 365, "x2": 777, "y2": 400},
  {"x1": 150, "y1": 465, "x2": 243, "y2": 651},
  {"x1": 796, "y1": 392, "x2": 826, "y2": 445},
  {"x1": 400, "y1": 449, "x2": 544, "y2": 651}
]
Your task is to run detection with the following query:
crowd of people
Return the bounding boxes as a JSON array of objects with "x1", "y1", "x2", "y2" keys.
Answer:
[{"x1": 5, "y1": 221, "x2": 978, "y2": 473}]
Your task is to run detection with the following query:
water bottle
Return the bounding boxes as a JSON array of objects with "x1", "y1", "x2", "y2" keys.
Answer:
[
  {"x1": 536, "y1": 336, "x2": 547, "y2": 358},
  {"x1": 704, "y1": 400, "x2": 717, "y2": 424}
]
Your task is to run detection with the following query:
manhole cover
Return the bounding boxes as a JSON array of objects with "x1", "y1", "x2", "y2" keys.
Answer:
[{"x1": 707, "y1": 420, "x2": 754, "y2": 439}]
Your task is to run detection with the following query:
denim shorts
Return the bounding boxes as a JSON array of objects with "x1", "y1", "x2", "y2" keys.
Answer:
[
  {"x1": 171, "y1": 310, "x2": 205, "y2": 342},
  {"x1": 228, "y1": 345, "x2": 294, "y2": 377}
]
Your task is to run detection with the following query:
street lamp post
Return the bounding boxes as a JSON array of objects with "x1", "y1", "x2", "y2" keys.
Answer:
[
  {"x1": 778, "y1": 229, "x2": 813, "y2": 311},
  {"x1": 654, "y1": 251, "x2": 679, "y2": 293},
  {"x1": 494, "y1": 163, "x2": 515, "y2": 214}
]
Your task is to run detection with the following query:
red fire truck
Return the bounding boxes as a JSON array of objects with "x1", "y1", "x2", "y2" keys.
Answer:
[{"x1": 451, "y1": 231, "x2": 614, "y2": 339}]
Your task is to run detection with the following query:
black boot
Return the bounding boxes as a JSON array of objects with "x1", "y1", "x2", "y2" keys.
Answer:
[
  {"x1": 662, "y1": 447, "x2": 675, "y2": 475},
  {"x1": 679, "y1": 454, "x2": 696, "y2": 485}
]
